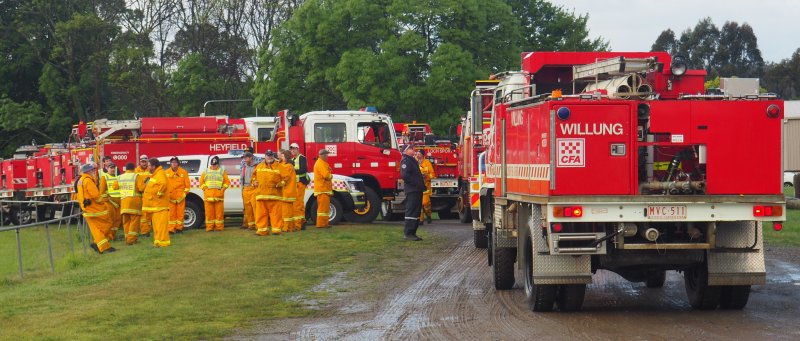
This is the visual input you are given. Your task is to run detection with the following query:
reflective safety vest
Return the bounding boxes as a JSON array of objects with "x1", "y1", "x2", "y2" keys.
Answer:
[
  {"x1": 204, "y1": 168, "x2": 224, "y2": 189},
  {"x1": 102, "y1": 172, "x2": 121, "y2": 198},
  {"x1": 118, "y1": 172, "x2": 140, "y2": 198},
  {"x1": 293, "y1": 154, "x2": 309, "y2": 182}
]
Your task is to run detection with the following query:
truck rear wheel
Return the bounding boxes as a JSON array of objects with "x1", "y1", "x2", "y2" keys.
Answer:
[
  {"x1": 556, "y1": 285, "x2": 586, "y2": 312},
  {"x1": 684, "y1": 264, "x2": 720, "y2": 310},
  {"x1": 719, "y1": 285, "x2": 751, "y2": 310},
  {"x1": 492, "y1": 245, "x2": 515, "y2": 290},
  {"x1": 524, "y1": 236, "x2": 556, "y2": 312},
  {"x1": 344, "y1": 187, "x2": 380, "y2": 223}
]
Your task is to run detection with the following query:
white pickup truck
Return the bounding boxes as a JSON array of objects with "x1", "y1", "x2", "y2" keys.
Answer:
[{"x1": 157, "y1": 154, "x2": 366, "y2": 229}]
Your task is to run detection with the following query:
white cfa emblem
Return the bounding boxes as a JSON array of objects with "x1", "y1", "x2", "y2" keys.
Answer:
[
  {"x1": 557, "y1": 138, "x2": 585, "y2": 167},
  {"x1": 401, "y1": 164, "x2": 407, "y2": 169},
  {"x1": 325, "y1": 145, "x2": 338, "y2": 156}
]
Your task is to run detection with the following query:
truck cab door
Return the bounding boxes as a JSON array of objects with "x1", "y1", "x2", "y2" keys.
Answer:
[{"x1": 307, "y1": 121, "x2": 352, "y2": 175}]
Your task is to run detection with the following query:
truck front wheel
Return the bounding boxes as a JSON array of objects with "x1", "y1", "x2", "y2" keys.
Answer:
[
  {"x1": 344, "y1": 187, "x2": 380, "y2": 223},
  {"x1": 184, "y1": 199, "x2": 203, "y2": 230}
]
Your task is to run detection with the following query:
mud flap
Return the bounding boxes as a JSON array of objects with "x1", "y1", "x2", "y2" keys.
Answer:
[
  {"x1": 527, "y1": 205, "x2": 591, "y2": 285},
  {"x1": 707, "y1": 221, "x2": 766, "y2": 286},
  {"x1": 492, "y1": 203, "x2": 516, "y2": 249}
]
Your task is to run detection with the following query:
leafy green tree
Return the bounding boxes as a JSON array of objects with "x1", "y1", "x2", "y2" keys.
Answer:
[
  {"x1": 714, "y1": 21, "x2": 763, "y2": 78},
  {"x1": 169, "y1": 53, "x2": 225, "y2": 116},
  {"x1": 651, "y1": 29, "x2": 678, "y2": 54},
  {"x1": 508, "y1": 0, "x2": 608, "y2": 53}
]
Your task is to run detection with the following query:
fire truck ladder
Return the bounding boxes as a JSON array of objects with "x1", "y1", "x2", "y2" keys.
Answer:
[
  {"x1": 92, "y1": 119, "x2": 142, "y2": 140},
  {"x1": 572, "y1": 56, "x2": 658, "y2": 97}
]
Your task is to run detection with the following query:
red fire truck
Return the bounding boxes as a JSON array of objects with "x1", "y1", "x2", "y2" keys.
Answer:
[
  {"x1": 477, "y1": 51, "x2": 785, "y2": 312},
  {"x1": 382, "y1": 122, "x2": 460, "y2": 220},
  {"x1": 257, "y1": 109, "x2": 401, "y2": 223}
]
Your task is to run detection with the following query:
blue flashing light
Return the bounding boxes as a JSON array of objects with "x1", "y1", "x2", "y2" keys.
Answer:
[{"x1": 557, "y1": 107, "x2": 570, "y2": 120}]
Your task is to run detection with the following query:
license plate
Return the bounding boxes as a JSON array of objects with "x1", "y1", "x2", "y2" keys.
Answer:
[
  {"x1": 432, "y1": 179, "x2": 457, "y2": 188},
  {"x1": 646, "y1": 205, "x2": 687, "y2": 220}
]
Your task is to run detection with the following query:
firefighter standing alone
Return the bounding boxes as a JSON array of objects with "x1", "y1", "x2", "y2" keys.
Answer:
[
  {"x1": 313, "y1": 149, "x2": 333, "y2": 228},
  {"x1": 166, "y1": 157, "x2": 190, "y2": 233},
  {"x1": 290, "y1": 143, "x2": 309, "y2": 230},
  {"x1": 200, "y1": 156, "x2": 230, "y2": 231},
  {"x1": 401, "y1": 145, "x2": 425, "y2": 241}
]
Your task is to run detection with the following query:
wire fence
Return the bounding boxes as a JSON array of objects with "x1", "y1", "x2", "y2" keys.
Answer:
[{"x1": 0, "y1": 200, "x2": 89, "y2": 279}]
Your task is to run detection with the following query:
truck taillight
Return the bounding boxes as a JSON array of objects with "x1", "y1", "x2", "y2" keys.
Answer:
[
  {"x1": 753, "y1": 205, "x2": 782, "y2": 217},
  {"x1": 553, "y1": 206, "x2": 583, "y2": 218},
  {"x1": 551, "y1": 223, "x2": 562, "y2": 233}
]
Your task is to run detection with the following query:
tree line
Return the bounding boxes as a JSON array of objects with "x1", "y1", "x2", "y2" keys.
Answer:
[
  {"x1": 3, "y1": 2, "x2": 797, "y2": 158},
  {"x1": 651, "y1": 17, "x2": 800, "y2": 98},
  {"x1": 0, "y1": 0, "x2": 605, "y2": 156}
]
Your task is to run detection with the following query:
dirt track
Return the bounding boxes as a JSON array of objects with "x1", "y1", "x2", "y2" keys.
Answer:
[{"x1": 238, "y1": 220, "x2": 800, "y2": 340}]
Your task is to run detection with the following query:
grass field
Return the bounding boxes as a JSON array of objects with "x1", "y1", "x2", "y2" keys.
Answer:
[
  {"x1": 763, "y1": 187, "x2": 800, "y2": 246},
  {"x1": 0, "y1": 222, "x2": 436, "y2": 340}
]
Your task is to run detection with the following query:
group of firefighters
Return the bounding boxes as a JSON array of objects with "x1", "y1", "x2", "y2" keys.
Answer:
[{"x1": 74, "y1": 143, "x2": 335, "y2": 254}]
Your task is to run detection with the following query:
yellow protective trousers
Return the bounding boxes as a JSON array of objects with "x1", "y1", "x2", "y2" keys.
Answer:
[
  {"x1": 242, "y1": 186, "x2": 257, "y2": 230},
  {"x1": 147, "y1": 209, "x2": 170, "y2": 247},
  {"x1": 121, "y1": 214, "x2": 140, "y2": 245},
  {"x1": 281, "y1": 201, "x2": 294, "y2": 232},
  {"x1": 316, "y1": 193, "x2": 330, "y2": 228},
  {"x1": 293, "y1": 183, "x2": 306, "y2": 229},
  {"x1": 255, "y1": 200, "x2": 282, "y2": 235},
  {"x1": 204, "y1": 200, "x2": 225, "y2": 231},
  {"x1": 106, "y1": 198, "x2": 121, "y2": 240},
  {"x1": 85, "y1": 214, "x2": 113, "y2": 253},
  {"x1": 169, "y1": 200, "x2": 185, "y2": 232},
  {"x1": 420, "y1": 192, "x2": 432, "y2": 221}
]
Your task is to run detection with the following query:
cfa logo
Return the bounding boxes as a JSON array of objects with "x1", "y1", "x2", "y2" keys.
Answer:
[{"x1": 557, "y1": 138, "x2": 585, "y2": 167}]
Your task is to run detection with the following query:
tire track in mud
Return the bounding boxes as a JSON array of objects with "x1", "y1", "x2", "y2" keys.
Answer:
[
  {"x1": 297, "y1": 238, "x2": 486, "y2": 340},
  {"x1": 269, "y1": 223, "x2": 800, "y2": 340}
]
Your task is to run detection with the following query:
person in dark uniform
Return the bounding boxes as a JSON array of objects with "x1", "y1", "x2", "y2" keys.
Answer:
[{"x1": 400, "y1": 144, "x2": 426, "y2": 241}]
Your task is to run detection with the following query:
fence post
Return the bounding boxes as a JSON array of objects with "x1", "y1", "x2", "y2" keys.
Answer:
[
  {"x1": 81, "y1": 216, "x2": 87, "y2": 256},
  {"x1": 67, "y1": 204, "x2": 75, "y2": 254},
  {"x1": 45, "y1": 222, "x2": 55, "y2": 273},
  {"x1": 16, "y1": 227, "x2": 24, "y2": 279}
]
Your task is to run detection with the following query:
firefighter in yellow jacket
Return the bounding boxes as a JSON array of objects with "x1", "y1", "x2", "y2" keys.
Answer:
[
  {"x1": 254, "y1": 151, "x2": 283, "y2": 236},
  {"x1": 200, "y1": 156, "x2": 230, "y2": 231},
  {"x1": 116, "y1": 162, "x2": 146, "y2": 245},
  {"x1": 135, "y1": 155, "x2": 153, "y2": 236},
  {"x1": 290, "y1": 143, "x2": 310, "y2": 230},
  {"x1": 279, "y1": 150, "x2": 298, "y2": 232},
  {"x1": 416, "y1": 150, "x2": 435, "y2": 224},
  {"x1": 166, "y1": 157, "x2": 190, "y2": 233},
  {"x1": 76, "y1": 162, "x2": 116, "y2": 253},
  {"x1": 313, "y1": 149, "x2": 333, "y2": 228},
  {"x1": 99, "y1": 163, "x2": 122, "y2": 240},
  {"x1": 143, "y1": 158, "x2": 170, "y2": 247}
]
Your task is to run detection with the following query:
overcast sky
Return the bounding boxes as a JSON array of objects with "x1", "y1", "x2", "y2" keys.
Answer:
[{"x1": 546, "y1": 0, "x2": 799, "y2": 63}]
